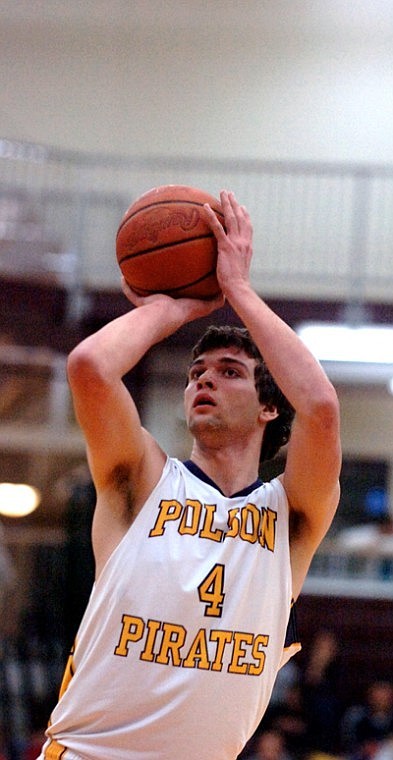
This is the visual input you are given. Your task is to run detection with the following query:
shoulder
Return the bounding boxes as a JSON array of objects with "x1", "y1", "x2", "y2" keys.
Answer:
[{"x1": 261, "y1": 475, "x2": 289, "y2": 507}]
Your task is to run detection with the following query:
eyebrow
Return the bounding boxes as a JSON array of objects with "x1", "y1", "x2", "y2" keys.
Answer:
[{"x1": 188, "y1": 356, "x2": 251, "y2": 371}]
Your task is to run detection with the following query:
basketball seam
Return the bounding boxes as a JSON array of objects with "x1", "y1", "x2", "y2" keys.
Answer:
[
  {"x1": 133, "y1": 267, "x2": 217, "y2": 295},
  {"x1": 118, "y1": 233, "x2": 217, "y2": 264},
  {"x1": 117, "y1": 200, "x2": 224, "y2": 236}
]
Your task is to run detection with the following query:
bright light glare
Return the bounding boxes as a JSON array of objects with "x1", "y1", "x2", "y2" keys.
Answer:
[
  {"x1": 297, "y1": 323, "x2": 393, "y2": 364},
  {"x1": 0, "y1": 483, "x2": 41, "y2": 518}
]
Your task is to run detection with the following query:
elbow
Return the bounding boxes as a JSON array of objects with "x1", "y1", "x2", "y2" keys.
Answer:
[
  {"x1": 311, "y1": 382, "x2": 340, "y2": 432},
  {"x1": 67, "y1": 341, "x2": 106, "y2": 394}
]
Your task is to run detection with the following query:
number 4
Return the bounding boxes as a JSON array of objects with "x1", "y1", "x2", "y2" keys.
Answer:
[{"x1": 198, "y1": 563, "x2": 225, "y2": 617}]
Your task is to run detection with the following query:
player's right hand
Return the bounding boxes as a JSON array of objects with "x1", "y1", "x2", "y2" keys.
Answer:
[{"x1": 121, "y1": 276, "x2": 224, "y2": 323}]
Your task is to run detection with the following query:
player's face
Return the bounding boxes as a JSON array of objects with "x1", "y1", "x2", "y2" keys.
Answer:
[{"x1": 184, "y1": 347, "x2": 263, "y2": 438}]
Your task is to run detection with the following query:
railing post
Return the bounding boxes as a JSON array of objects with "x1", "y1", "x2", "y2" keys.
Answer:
[{"x1": 344, "y1": 169, "x2": 372, "y2": 322}]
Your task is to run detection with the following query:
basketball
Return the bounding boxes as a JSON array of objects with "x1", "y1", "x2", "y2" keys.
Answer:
[{"x1": 116, "y1": 185, "x2": 224, "y2": 299}]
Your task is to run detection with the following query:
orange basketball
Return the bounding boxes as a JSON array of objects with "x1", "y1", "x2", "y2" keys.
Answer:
[{"x1": 116, "y1": 185, "x2": 224, "y2": 299}]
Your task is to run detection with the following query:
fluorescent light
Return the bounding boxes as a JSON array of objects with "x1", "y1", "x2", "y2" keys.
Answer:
[{"x1": 296, "y1": 323, "x2": 393, "y2": 364}]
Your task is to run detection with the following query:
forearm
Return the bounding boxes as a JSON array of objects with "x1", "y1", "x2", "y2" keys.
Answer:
[
  {"x1": 227, "y1": 281, "x2": 337, "y2": 415},
  {"x1": 69, "y1": 292, "x2": 223, "y2": 383},
  {"x1": 204, "y1": 190, "x2": 337, "y2": 417},
  {"x1": 69, "y1": 300, "x2": 188, "y2": 381}
]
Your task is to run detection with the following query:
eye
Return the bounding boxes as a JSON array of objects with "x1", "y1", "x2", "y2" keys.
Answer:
[
  {"x1": 223, "y1": 367, "x2": 240, "y2": 378},
  {"x1": 189, "y1": 367, "x2": 204, "y2": 381}
]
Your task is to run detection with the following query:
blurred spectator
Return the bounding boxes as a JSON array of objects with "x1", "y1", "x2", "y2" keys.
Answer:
[
  {"x1": 346, "y1": 738, "x2": 383, "y2": 760},
  {"x1": 341, "y1": 681, "x2": 393, "y2": 757},
  {"x1": 269, "y1": 659, "x2": 301, "y2": 709},
  {"x1": 262, "y1": 683, "x2": 310, "y2": 759},
  {"x1": 0, "y1": 521, "x2": 17, "y2": 760},
  {"x1": 245, "y1": 728, "x2": 294, "y2": 760},
  {"x1": 0, "y1": 521, "x2": 16, "y2": 619},
  {"x1": 63, "y1": 477, "x2": 95, "y2": 650},
  {"x1": 307, "y1": 755, "x2": 344, "y2": 760},
  {"x1": 300, "y1": 629, "x2": 343, "y2": 756}
]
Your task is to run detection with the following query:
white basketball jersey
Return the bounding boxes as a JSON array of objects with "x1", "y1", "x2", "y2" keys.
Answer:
[{"x1": 40, "y1": 458, "x2": 299, "y2": 760}]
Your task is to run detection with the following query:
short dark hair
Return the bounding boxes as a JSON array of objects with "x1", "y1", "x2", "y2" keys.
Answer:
[{"x1": 191, "y1": 325, "x2": 295, "y2": 462}]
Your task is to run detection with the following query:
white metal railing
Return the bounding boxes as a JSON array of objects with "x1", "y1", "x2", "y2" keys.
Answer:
[
  {"x1": 1, "y1": 138, "x2": 393, "y2": 307},
  {"x1": 304, "y1": 540, "x2": 393, "y2": 599}
]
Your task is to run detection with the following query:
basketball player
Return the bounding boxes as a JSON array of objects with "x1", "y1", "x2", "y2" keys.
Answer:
[{"x1": 38, "y1": 191, "x2": 341, "y2": 760}]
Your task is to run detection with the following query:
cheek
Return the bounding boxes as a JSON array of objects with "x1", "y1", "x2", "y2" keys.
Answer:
[
  {"x1": 183, "y1": 388, "x2": 192, "y2": 416},
  {"x1": 232, "y1": 395, "x2": 262, "y2": 424},
  {"x1": 229, "y1": 388, "x2": 258, "y2": 408}
]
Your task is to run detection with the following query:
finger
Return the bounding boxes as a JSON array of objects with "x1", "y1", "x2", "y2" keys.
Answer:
[
  {"x1": 220, "y1": 190, "x2": 240, "y2": 234},
  {"x1": 238, "y1": 204, "x2": 253, "y2": 236},
  {"x1": 228, "y1": 192, "x2": 248, "y2": 225},
  {"x1": 203, "y1": 203, "x2": 227, "y2": 240},
  {"x1": 121, "y1": 275, "x2": 132, "y2": 297},
  {"x1": 121, "y1": 276, "x2": 146, "y2": 306},
  {"x1": 226, "y1": 193, "x2": 252, "y2": 239}
]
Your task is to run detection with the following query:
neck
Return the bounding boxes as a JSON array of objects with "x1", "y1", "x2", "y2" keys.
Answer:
[{"x1": 189, "y1": 440, "x2": 261, "y2": 497}]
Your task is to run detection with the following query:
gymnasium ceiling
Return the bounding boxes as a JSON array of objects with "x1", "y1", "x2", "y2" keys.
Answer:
[{"x1": 1, "y1": 0, "x2": 393, "y2": 41}]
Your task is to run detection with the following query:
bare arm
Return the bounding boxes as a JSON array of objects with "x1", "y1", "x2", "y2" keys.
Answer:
[
  {"x1": 205, "y1": 191, "x2": 341, "y2": 597},
  {"x1": 68, "y1": 289, "x2": 223, "y2": 571}
]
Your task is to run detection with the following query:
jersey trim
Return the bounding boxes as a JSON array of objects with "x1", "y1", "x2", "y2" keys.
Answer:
[
  {"x1": 183, "y1": 459, "x2": 263, "y2": 497},
  {"x1": 280, "y1": 601, "x2": 301, "y2": 668},
  {"x1": 43, "y1": 738, "x2": 67, "y2": 759},
  {"x1": 284, "y1": 602, "x2": 298, "y2": 648}
]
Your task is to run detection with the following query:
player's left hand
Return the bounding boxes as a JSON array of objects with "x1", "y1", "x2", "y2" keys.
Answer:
[{"x1": 204, "y1": 190, "x2": 253, "y2": 297}]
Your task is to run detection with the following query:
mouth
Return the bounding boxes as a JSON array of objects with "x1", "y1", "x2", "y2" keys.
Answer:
[{"x1": 193, "y1": 394, "x2": 216, "y2": 409}]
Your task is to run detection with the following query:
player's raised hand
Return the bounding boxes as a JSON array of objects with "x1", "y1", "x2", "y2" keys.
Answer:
[{"x1": 204, "y1": 190, "x2": 253, "y2": 297}]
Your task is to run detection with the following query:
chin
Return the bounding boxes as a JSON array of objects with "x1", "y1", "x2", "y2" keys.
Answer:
[{"x1": 189, "y1": 416, "x2": 222, "y2": 436}]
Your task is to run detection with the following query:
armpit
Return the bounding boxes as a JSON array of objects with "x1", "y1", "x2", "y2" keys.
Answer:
[{"x1": 108, "y1": 462, "x2": 135, "y2": 519}]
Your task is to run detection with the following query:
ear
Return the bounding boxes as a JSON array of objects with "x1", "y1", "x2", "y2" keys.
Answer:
[{"x1": 258, "y1": 403, "x2": 279, "y2": 424}]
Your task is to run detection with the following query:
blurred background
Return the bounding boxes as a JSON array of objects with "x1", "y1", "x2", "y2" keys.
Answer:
[{"x1": 0, "y1": 2, "x2": 393, "y2": 759}]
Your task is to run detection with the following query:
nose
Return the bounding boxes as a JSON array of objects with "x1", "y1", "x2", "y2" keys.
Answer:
[{"x1": 196, "y1": 370, "x2": 216, "y2": 389}]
